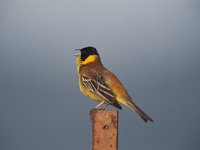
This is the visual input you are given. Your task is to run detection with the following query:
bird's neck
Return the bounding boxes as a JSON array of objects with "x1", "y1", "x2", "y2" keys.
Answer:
[{"x1": 76, "y1": 55, "x2": 102, "y2": 73}]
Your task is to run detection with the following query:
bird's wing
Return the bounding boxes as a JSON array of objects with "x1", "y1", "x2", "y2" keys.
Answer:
[{"x1": 81, "y1": 72, "x2": 116, "y2": 105}]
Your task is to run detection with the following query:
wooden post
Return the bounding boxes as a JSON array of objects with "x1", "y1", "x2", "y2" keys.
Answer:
[{"x1": 90, "y1": 109, "x2": 118, "y2": 150}]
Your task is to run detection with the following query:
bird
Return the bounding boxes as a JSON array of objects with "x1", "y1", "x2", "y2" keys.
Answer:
[{"x1": 75, "y1": 46, "x2": 153, "y2": 122}]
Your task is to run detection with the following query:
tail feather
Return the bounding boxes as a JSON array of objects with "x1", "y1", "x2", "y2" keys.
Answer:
[{"x1": 127, "y1": 101, "x2": 153, "y2": 122}]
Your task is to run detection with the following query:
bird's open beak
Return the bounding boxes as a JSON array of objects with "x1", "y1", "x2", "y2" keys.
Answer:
[{"x1": 74, "y1": 49, "x2": 81, "y2": 56}]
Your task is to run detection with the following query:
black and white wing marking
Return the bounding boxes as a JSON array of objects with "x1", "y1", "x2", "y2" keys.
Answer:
[{"x1": 81, "y1": 74, "x2": 115, "y2": 105}]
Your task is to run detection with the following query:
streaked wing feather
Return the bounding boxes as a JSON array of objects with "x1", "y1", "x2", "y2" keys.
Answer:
[{"x1": 81, "y1": 74, "x2": 115, "y2": 105}]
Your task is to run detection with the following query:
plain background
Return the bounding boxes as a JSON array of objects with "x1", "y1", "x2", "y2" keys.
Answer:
[{"x1": 0, "y1": 0, "x2": 200, "y2": 150}]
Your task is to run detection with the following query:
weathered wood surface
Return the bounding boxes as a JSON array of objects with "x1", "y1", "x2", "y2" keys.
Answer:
[{"x1": 90, "y1": 109, "x2": 118, "y2": 150}]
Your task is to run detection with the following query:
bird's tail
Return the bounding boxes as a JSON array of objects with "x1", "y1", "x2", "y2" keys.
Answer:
[{"x1": 127, "y1": 101, "x2": 153, "y2": 123}]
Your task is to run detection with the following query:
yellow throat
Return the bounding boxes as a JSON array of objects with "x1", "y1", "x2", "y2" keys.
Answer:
[{"x1": 76, "y1": 55, "x2": 98, "y2": 65}]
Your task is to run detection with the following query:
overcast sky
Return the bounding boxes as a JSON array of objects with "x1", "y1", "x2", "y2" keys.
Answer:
[{"x1": 0, "y1": 0, "x2": 200, "y2": 150}]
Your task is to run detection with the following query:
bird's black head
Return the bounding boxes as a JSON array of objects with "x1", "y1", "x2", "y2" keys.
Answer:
[{"x1": 79, "y1": 46, "x2": 99, "y2": 61}]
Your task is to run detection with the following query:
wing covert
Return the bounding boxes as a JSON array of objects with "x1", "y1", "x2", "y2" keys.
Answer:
[{"x1": 81, "y1": 74, "x2": 115, "y2": 105}]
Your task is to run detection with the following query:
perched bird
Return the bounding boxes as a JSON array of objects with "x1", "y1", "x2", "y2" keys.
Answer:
[{"x1": 75, "y1": 46, "x2": 153, "y2": 122}]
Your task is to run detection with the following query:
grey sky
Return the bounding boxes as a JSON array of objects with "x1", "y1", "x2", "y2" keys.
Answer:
[{"x1": 0, "y1": 0, "x2": 200, "y2": 150}]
